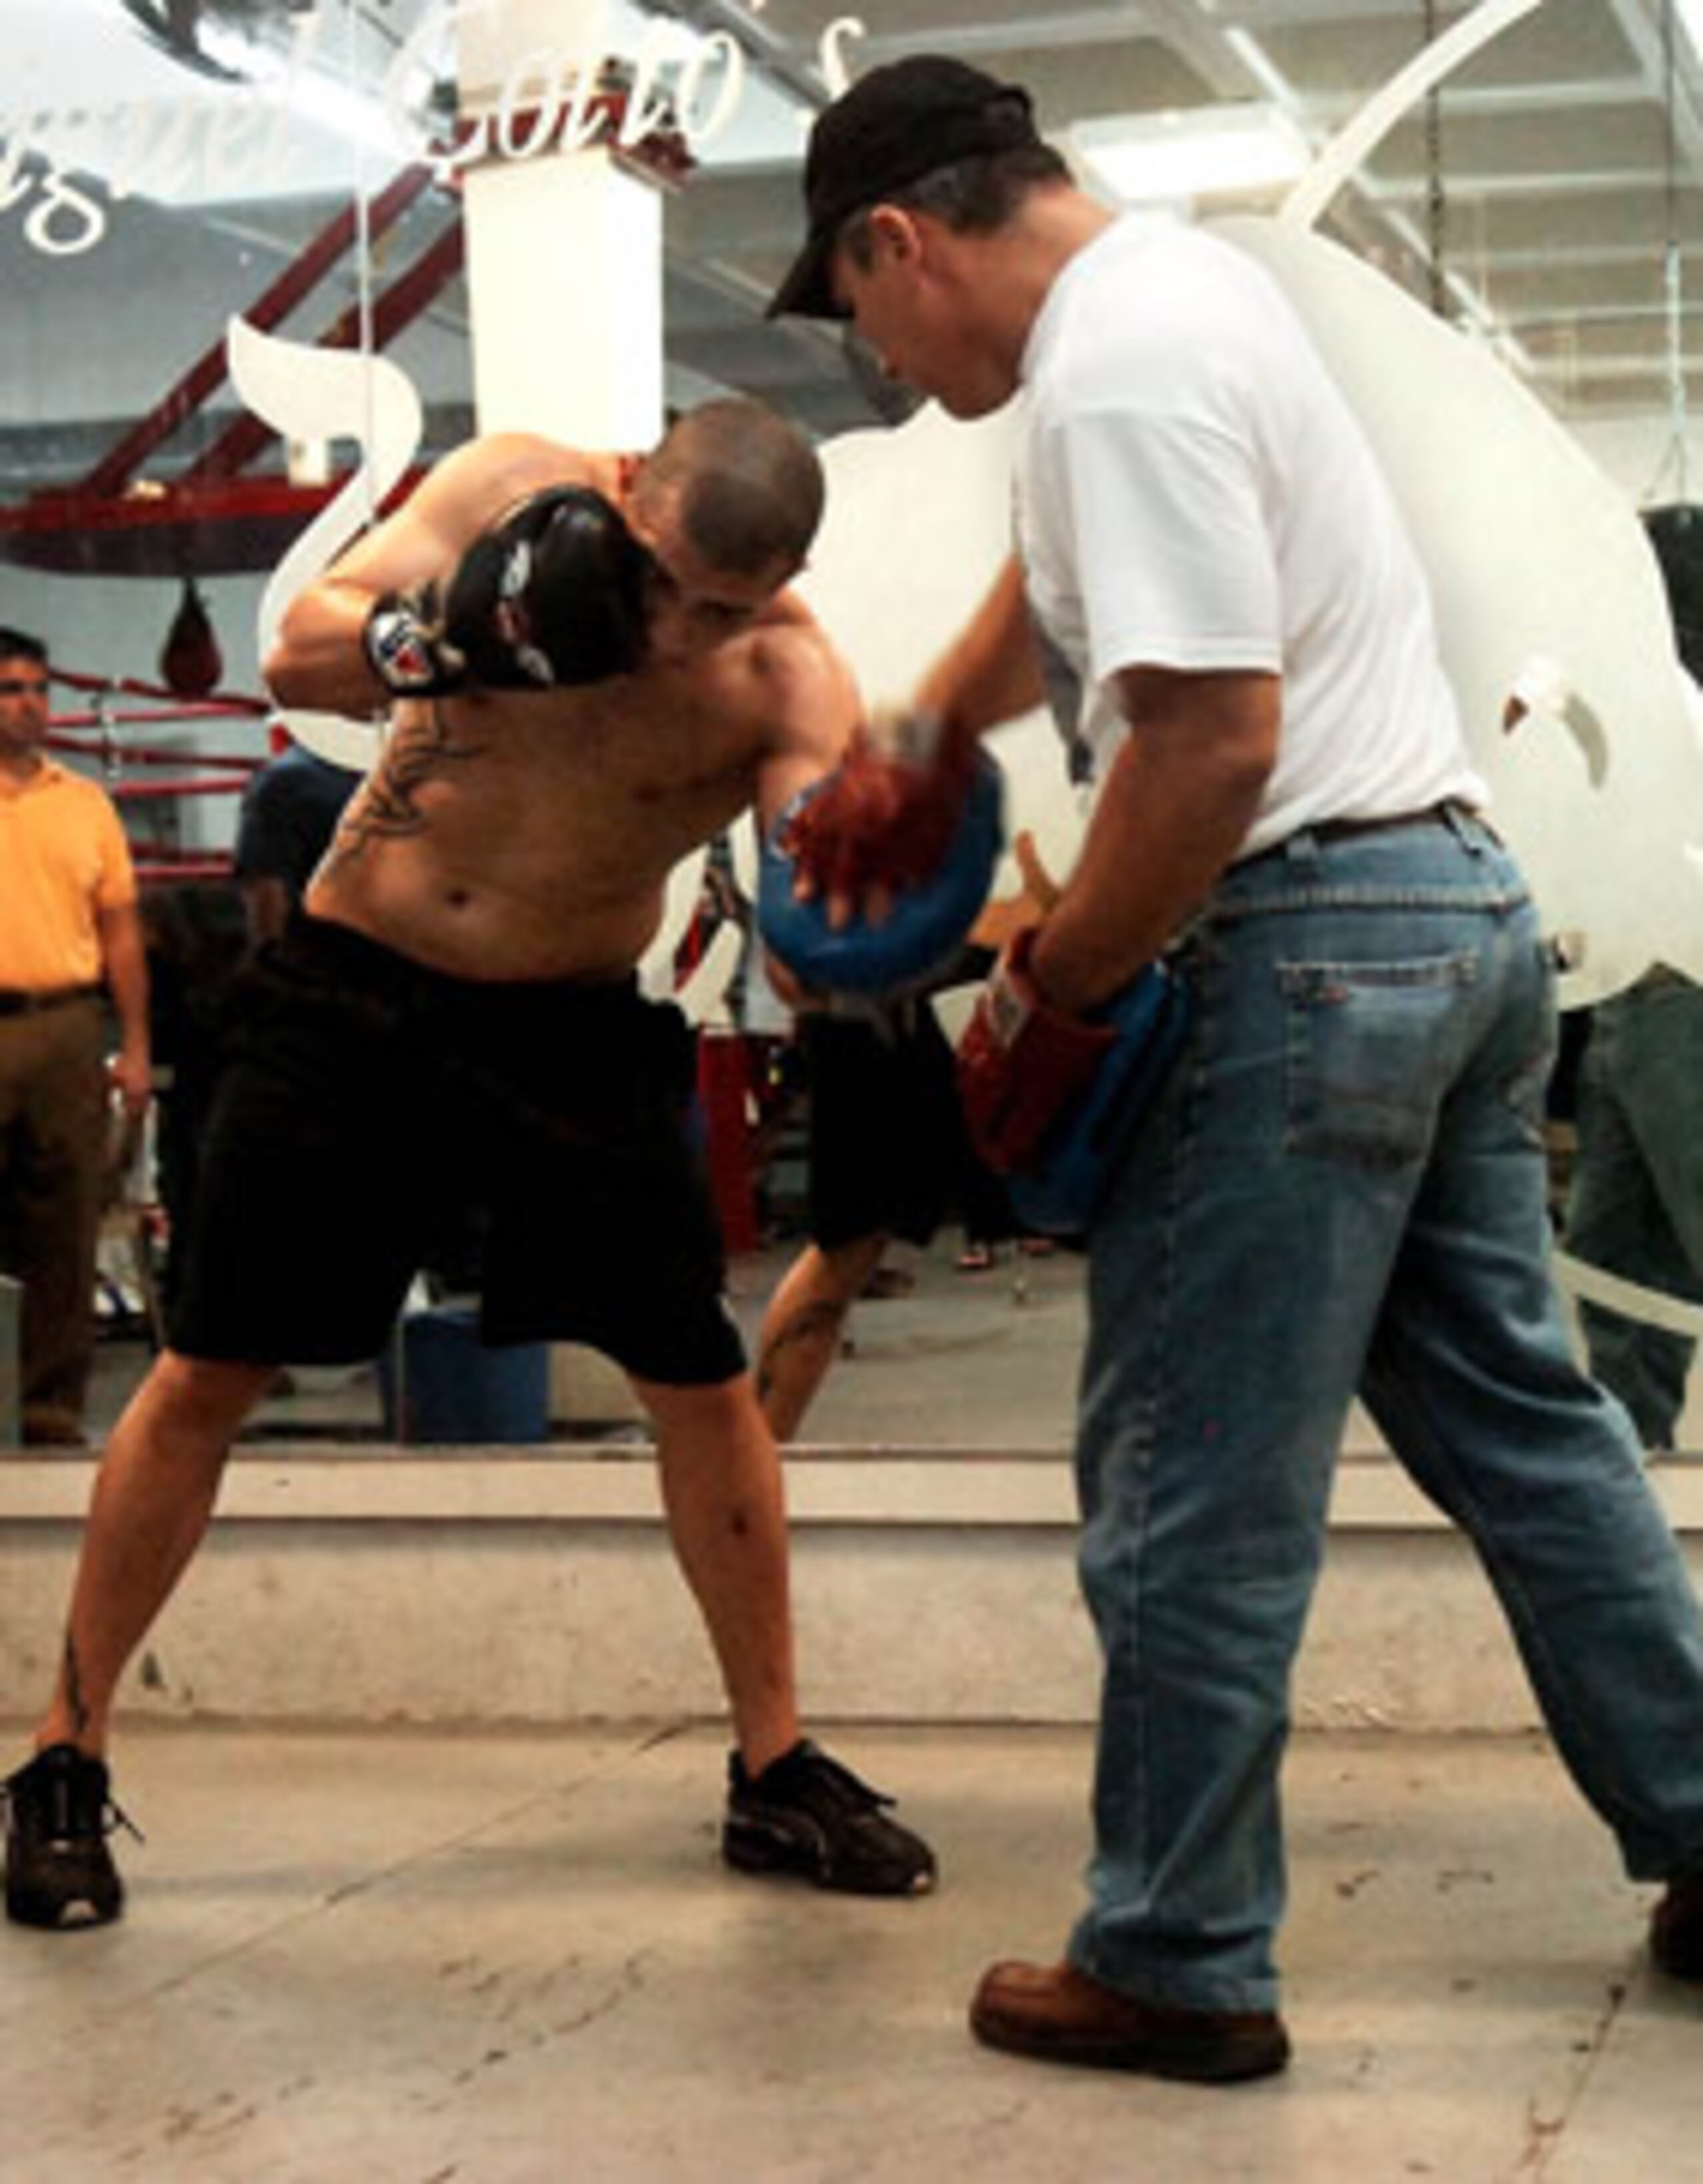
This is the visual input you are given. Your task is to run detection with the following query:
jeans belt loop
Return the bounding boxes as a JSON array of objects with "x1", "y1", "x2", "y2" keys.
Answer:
[
  {"x1": 1280, "y1": 825, "x2": 1323, "y2": 867},
  {"x1": 1438, "y1": 798, "x2": 1481, "y2": 853}
]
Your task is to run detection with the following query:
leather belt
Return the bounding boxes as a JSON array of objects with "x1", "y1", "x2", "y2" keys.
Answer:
[
  {"x1": 1240, "y1": 799, "x2": 1499, "y2": 873},
  {"x1": 1307, "y1": 798, "x2": 1484, "y2": 845},
  {"x1": 0, "y1": 984, "x2": 103, "y2": 1018}
]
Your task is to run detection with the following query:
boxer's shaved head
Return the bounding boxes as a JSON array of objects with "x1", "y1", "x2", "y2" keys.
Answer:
[{"x1": 634, "y1": 399, "x2": 824, "y2": 581}]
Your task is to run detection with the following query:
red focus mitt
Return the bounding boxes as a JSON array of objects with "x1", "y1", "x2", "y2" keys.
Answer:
[
  {"x1": 780, "y1": 720, "x2": 975, "y2": 913},
  {"x1": 956, "y1": 928, "x2": 1119, "y2": 1173}
]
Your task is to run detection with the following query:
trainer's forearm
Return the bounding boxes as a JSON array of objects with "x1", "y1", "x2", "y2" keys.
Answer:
[
  {"x1": 1030, "y1": 670, "x2": 1278, "y2": 1016},
  {"x1": 915, "y1": 557, "x2": 1044, "y2": 764}
]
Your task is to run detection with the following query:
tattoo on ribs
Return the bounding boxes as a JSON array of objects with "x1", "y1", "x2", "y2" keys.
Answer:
[{"x1": 324, "y1": 702, "x2": 488, "y2": 869}]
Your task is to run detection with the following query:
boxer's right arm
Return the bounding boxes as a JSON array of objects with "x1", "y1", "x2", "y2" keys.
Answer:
[{"x1": 263, "y1": 433, "x2": 593, "y2": 719}]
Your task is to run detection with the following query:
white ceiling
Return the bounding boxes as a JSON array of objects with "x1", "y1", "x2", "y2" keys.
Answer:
[
  {"x1": 7, "y1": 0, "x2": 1703, "y2": 473},
  {"x1": 665, "y1": 0, "x2": 1703, "y2": 439}
]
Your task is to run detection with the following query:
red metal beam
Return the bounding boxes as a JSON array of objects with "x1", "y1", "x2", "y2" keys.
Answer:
[
  {"x1": 0, "y1": 467, "x2": 430, "y2": 577},
  {"x1": 79, "y1": 165, "x2": 436, "y2": 501},
  {"x1": 178, "y1": 219, "x2": 466, "y2": 487}
]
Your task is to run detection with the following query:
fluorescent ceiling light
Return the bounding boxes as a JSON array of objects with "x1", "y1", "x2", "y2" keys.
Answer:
[
  {"x1": 1680, "y1": 0, "x2": 1703, "y2": 65},
  {"x1": 1071, "y1": 105, "x2": 1309, "y2": 206}
]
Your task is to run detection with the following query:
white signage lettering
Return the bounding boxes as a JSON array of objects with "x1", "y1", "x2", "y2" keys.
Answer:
[{"x1": 5, "y1": 13, "x2": 866, "y2": 261}]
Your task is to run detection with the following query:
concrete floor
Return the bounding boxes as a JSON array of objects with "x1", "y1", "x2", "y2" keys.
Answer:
[{"x1": 3, "y1": 1720, "x2": 1700, "y2": 2183}]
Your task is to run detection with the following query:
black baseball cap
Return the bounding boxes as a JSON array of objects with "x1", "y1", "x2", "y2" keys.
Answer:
[{"x1": 766, "y1": 56, "x2": 1042, "y2": 321}]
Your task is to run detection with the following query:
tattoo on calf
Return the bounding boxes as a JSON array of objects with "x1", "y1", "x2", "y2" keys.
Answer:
[{"x1": 760, "y1": 1301, "x2": 848, "y2": 1382}]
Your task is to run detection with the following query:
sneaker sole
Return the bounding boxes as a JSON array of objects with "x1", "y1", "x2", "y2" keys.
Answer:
[{"x1": 6, "y1": 1883, "x2": 123, "y2": 1931}]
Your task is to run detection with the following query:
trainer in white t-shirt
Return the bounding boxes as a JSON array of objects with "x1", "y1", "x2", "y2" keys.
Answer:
[{"x1": 1013, "y1": 213, "x2": 1485, "y2": 859}]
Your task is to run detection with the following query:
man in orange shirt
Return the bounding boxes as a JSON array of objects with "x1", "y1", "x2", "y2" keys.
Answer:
[{"x1": 0, "y1": 626, "x2": 151, "y2": 1445}]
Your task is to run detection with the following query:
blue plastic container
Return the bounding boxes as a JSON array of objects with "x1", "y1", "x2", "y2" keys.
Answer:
[{"x1": 387, "y1": 1305, "x2": 549, "y2": 1445}]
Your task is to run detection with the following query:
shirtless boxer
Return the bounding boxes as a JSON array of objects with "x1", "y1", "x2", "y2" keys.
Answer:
[{"x1": 2, "y1": 399, "x2": 935, "y2": 1929}]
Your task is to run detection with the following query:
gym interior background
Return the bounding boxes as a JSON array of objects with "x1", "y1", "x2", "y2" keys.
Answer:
[{"x1": 4, "y1": 0, "x2": 1703, "y2": 1461}]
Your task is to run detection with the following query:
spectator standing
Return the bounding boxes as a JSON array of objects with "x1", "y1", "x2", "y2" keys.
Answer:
[{"x1": 0, "y1": 626, "x2": 150, "y2": 1445}]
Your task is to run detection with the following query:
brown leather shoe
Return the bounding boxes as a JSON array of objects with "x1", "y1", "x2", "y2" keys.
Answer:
[
  {"x1": 970, "y1": 1960, "x2": 1290, "y2": 2082},
  {"x1": 1651, "y1": 1878, "x2": 1703, "y2": 1979}
]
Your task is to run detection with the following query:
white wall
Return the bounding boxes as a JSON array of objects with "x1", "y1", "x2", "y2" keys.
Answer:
[{"x1": 1571, "y1": 412, "x2": 1703, "y2": 510}]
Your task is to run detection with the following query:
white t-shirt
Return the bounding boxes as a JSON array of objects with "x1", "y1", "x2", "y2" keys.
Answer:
[{"x1": 1014, "y1": 214, "x2": 1485, "y2": 858}]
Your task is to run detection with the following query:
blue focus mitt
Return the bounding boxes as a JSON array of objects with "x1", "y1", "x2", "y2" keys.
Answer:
[
  {"x1": 1004, "y1": 960, "x2": 1189, "y2": 1239},
  {"x1": 757, "y1": 753, "x2": 1004, "y2": 996}
]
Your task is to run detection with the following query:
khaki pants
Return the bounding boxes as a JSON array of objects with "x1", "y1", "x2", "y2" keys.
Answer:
[{"x1": 0, "y1": 1001, "x2": 107, "y2": 1436}]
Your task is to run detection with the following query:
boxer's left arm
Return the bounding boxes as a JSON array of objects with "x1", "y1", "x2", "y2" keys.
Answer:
[
  {"x1": 750, "y1": 609, "x2": 866, "y2": 841},
  {"x1": 747, "y1": 611, "x2": 873, "y2": 996}
]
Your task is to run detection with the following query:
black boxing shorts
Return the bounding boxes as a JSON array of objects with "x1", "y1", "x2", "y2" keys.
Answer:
[
  {"x1": 801, "y1": 1001, "x2": 971, "y2": 1251},
  {"x1": 166, "y1": 914, "x2": 744, "y2": 1387}
]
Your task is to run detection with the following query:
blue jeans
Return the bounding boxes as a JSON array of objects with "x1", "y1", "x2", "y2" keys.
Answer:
[
  {"x1": 1567, "y1": 972, "x2": 1703, "y2": 1450},
  {"x1": 1068, "y1": 811, "x2": 1703, "y2": 2014}
]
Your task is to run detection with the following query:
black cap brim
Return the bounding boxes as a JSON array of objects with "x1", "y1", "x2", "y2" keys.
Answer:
[
  {"x1": 766, "y1": 225, "x2": 847, "y2": 322},
  {"x1": 768, "y1": 60, "x2": 1040, "y2": 323}
]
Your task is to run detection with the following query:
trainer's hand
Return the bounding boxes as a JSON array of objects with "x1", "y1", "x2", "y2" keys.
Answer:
[
  {"x1": 781, "y1": 718, "x2": 973, "y2": 929},
  {"x1": 956, "y1": 928, "x2": 1118, "y2": 1172}
]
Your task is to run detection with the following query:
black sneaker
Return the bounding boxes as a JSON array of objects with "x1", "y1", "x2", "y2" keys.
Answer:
[
  {"x1": 3, "y1": 1744, "x2": 136, "y2": 1930},
  {"x1": 723, "y1": 1739, "x2": 937, "y2": 1897},
  {"x1": 1651, "y1": 1875, "x2": 1703, "y2": 1979}
]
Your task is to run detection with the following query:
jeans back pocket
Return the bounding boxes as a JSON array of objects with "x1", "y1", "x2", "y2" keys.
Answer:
[{"x1": 1280, "y1": 950, "x2": 1478, "y2": 1171}]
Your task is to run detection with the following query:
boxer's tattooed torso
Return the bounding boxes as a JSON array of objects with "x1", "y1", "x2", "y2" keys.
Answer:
[{"x1": 323, "y1": 701, "x2": 488, "y2": 871}]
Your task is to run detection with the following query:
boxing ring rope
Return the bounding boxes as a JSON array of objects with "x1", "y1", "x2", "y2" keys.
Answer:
[
  {"x1": 45, "y1": 663, "x2": 268, "y2": 889},
  {"x1": 47, "y1": 736, "x2": 259, "y2": 766},
  {"x1": 48, "y1": 662, "x2": 269, "y2": 716}
]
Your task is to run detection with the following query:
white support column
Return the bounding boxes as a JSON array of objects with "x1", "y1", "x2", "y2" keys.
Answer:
[{"x1": 455, "y1": 0, "x2": 665, "y2": 449}]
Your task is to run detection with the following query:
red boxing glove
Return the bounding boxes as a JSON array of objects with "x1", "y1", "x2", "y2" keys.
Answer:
[
  {"x1": 956, "y1": 928, "x2": 1118, "y2": 1173},
  {"x1": 781, "y1": 722, "x2": 973, "y2": 908}
]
